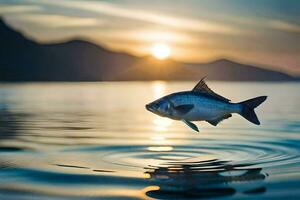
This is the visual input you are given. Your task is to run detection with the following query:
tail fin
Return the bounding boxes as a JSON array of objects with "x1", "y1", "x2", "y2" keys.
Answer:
[{"x1": 239, "y1": 96, "x2": 267, "y2": 125}]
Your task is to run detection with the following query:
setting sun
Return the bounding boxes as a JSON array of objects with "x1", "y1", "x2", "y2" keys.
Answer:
[{"x1": 151, "y1": 43, "x2": 171, "y2": 60}]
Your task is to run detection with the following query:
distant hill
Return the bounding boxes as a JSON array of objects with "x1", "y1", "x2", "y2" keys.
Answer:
[{"x1": 0, "y1": 18, "x2": 297, "y2": 81}]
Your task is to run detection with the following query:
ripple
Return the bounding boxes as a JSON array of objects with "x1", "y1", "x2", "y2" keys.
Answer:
[
  {"x1": 54, "y1": 164, "x2": 90, "y2": 169},
  {"x1": 0, "y1": 82, "x2": 300, "y2": 199},
  {"x1": 1, "y1": 135, "x2": 298, "y2": 199},
  {"x1": 0, "y1": 146, "x2": 29, "y2": 152},
  {"x1": 52, "y1": 134, "x2": 299, "y2": 198},
  {"x1": 144, "y1": 158, "x2": 267, "y2": 199},
  {"x1": 79, "y1": 137, "x2": 300, "y2": 172}
]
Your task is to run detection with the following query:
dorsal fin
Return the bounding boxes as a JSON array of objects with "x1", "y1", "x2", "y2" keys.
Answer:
[{"x1": 192, "y1": 77, "x2": 230, "y2": 102}]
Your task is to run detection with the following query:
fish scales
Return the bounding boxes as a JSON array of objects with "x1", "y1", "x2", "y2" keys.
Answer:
[{"x1": 167, "y1": 92, "x2": 239, "y2": 121}]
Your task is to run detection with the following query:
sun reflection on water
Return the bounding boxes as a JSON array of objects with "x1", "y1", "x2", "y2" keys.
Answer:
[
  {"x1": 148, "y1": 81, "x2": 175, "y2": 153},
  {"x1": 150, "y1": 135, "x2": 165, "y2": 142},
  {"x1": 153, "y1": 117, "x2": 173, "y2": 131},
  {"x1": 147, "y1": 146, "x2": 173, "y2": 152},
  {"x1": 151, "y1": 81, "x2": 166, "y2": 99}
]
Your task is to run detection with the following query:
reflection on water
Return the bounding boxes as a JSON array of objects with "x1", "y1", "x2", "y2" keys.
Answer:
[
  {"x1": 0, "y1": 82, "x2": 299, "y2": 199},
  {"x1": 145, "y1": 159, "x2": 266, "y2": 199},
  {"x1": 153, "y1": 117, "x2": 173, "y2": 132}
]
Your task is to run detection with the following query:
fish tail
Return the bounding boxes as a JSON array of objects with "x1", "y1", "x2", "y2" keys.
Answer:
[{"x1": 238, "y1": 96, "x2": 267, "y2": 125}]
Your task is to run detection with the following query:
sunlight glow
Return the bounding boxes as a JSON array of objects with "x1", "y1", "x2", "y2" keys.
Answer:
[
  {"x1": 148, "y1": 146, "x2": 173, "y2": 152},
  {"x1": 151, "y1": 43, "x2": 171, "y2": 60},
  {"x1": 153, "y1": 117, "x2": 173, "y2": 131},
  {"x1": 151, "y1": 81, "x2": 166, "y2": 98},
  {"x1": 150, "y1": 81, "x2": 173, "y2": 132},
  {"x1": 150, "y1": 135, "x2": 166, "y2": 142}
]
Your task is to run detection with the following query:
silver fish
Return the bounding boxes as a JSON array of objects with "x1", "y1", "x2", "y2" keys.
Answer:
[{"x1": 146, "y1": 78, "x2": 267, "y2": 132}]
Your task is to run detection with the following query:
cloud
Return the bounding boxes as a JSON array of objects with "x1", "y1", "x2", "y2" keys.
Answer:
[
  {"x1": 15, "y1": 14, "x2": 100, "y2": 28},
  {"x1": 268, "y1": 20, "x2": 300, "y2": 33},
  {"x1": 0, "y1": 5, "x2": 41, "y2": 13},
  {"x1": 223, "y1": 15, "x2": 300, "y2": 34},
  {"x1": 128, "y1": 30, "x2": 197, "y2": 44},
  {"x1": 29, "y1": 0, "x2": 241, "y2": 35}
]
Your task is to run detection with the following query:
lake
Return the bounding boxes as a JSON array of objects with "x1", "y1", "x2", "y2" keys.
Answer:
[{"x1": 0, "y1": 82, "x2": 299, "y2": 200}]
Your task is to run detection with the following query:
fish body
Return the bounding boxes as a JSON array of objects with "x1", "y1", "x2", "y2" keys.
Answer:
[
  {"x1": 162, "y1": 91, "x2": 241, "y2": 121},
  {"x1": 146, "y1": 78, "x2": 267, "y2": 132}
]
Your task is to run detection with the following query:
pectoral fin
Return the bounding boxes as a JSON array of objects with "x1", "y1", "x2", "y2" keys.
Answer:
[
  {"x1": 182, "y1": 119, "x2": 199, "y2": 132},
  {"x1": 206, "y1": 114, "x2": 232, "y2": 126},
  {"x1": 174, "y1": 104, "x2": 194, "y2": 115}
]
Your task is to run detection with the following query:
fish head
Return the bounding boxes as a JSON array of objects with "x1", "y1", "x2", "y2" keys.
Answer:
[{"x1": 146, "y1": 97, "x2": 171, "y2": 117}]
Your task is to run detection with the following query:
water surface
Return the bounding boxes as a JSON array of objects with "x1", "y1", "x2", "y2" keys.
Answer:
[{"x1": 0, "y1": 82, "x2": 299, "y2": 199}]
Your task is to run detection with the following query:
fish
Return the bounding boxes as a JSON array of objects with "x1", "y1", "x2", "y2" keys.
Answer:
[{"x1": 145, "y1": 78, "x2": 267, "y2": 132}]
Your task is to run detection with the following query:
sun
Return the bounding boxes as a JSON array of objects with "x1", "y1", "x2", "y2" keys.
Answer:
[{"x1": 151, "y1": 43, "x2": 171, "y2": 60}]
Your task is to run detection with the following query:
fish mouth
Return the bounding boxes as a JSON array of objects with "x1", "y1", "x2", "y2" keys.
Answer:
[{"x1": 146, "y1": 104, "x2": 155, "y2": 113}]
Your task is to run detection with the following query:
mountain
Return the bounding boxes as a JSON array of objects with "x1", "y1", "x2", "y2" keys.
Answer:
[{"x1": 0, "y1": 18, "x2": 297, "y2": 81}]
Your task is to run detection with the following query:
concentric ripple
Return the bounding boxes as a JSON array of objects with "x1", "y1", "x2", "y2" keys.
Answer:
[
  {"x1": 91, "y1": 138, "x2": 300, "y2": 171},
  {"x1": 0, "y1": 82, "x2": 300, "y2": 199}
]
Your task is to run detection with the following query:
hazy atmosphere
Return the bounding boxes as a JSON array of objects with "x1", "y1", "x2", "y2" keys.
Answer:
[
  {"x1": 1, "y1": 0, "x2": 300, "y2": 74},
  {"x1": 0, "y1": 1, "x2": 299, "y2": 200}
]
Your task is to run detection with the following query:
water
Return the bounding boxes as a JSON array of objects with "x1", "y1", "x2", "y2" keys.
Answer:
[{"x1": 0, "y1": 82, "x2": 299, "y2": 200}]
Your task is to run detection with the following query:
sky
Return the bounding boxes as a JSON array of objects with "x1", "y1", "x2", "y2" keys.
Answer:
[{"x1": 0, "y1": 0, "x2": 300, "y2": 75}]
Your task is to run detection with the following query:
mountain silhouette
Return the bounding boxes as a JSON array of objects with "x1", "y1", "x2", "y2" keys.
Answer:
[{"x1": 0, "y1": 18, "x2": 297, "y2": 81}]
